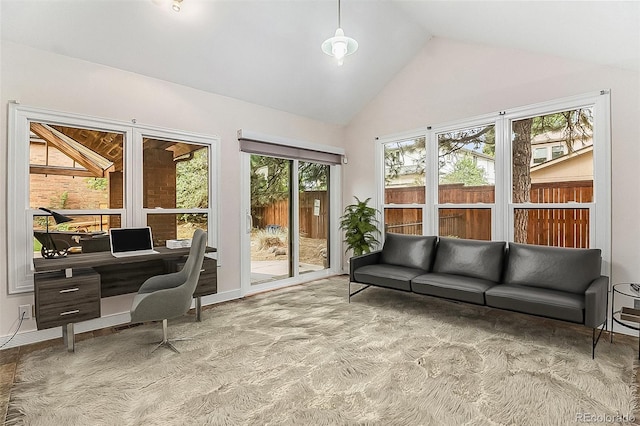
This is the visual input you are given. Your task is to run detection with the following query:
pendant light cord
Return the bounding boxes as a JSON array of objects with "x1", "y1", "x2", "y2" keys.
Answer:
[{"x1": 337, "y1": 0, "x2": 341, "y2": 28}]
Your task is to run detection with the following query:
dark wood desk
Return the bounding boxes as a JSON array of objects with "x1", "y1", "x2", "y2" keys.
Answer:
[{"x1": 32, "y1": 247, "x2": 217, "y2": 351}]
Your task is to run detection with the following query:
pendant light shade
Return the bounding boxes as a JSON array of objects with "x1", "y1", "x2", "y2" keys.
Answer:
[
  {"x1": 321, "y1": 28, "x2": 358, "y2": 66},
  {"x1": 321, "y1": 0, "x2": 358, "y2": 66}
]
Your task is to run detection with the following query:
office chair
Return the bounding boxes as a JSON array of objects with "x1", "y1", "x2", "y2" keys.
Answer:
[{"x1": 130, "y1": 228, "x2": 207, "y2": 353}]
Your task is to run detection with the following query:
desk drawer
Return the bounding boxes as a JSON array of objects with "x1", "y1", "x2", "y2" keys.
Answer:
[
  {"x1": 194, "y1": 258, "x2": 218, "y2": 297},
  {"x1": 34, "y1": 268, "x2": 101, "y2": 330},
  {"x1": 168, "y1": 257, "x2": 218, "y2": 297}
]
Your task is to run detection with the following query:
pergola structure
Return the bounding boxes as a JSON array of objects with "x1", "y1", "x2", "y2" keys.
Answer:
[{"x1": 29, "y1": 123, "x2": 203, "y2": 245}]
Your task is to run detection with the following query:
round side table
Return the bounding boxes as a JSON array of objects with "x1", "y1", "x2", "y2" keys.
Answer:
[{"x1": 610, "y1": 283, "x2": 640, "y2": 359}]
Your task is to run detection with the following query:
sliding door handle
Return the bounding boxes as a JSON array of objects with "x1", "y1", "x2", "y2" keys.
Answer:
[{"x1": 246, "y1": 212, "x2": 253, "y2": 234}]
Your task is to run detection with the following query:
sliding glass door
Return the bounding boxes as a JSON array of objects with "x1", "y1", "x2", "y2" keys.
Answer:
[
  {"x1": 249, "y1": 155, "x2": 293, "y2": 284},
  {"x1": 241, "y1": 152, "x2": 336, "y2": 295},
  {"x1": 298, "y1": 161, "x2": 329, "y2": 274}
]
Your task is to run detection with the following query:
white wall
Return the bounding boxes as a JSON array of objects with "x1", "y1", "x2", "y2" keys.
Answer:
[
  {"x1": 3, "y1": 35, "x2": 640, "y2": 344},
  {"x1": 344, "y1": 37, "x2": 640, "y2": 331},
  {"x1": 0, "y1": 41, "x2": 343, "y2": 341}
]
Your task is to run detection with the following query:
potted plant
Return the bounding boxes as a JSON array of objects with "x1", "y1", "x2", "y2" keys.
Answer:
[{"x1": 339, "y1": 196, "x2": 381, "y2": 256}]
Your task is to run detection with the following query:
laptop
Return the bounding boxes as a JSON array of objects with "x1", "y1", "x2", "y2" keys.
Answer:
[{"x1": 109, "y1": 227, "x2": 159, "y2": 258}]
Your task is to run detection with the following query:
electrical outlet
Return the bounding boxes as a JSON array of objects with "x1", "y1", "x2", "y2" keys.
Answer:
[
  {"x1": 18, "y1": 304, "x2": 31, "y2": 320},
  {"x1": 634, "y1": 299, "x2": 640, "y2": 310}
]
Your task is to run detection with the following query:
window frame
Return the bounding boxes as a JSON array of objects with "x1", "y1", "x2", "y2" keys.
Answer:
[
  {"x1": 7, "y1": 104, "x2": 220, "y2": 294},
  {"x1": 376, "y1": 129, "x2": 429, "y2": 237},
  {"x1": 533, "y1": 147, "x2": 548, "y2": 163},
  {"x1": 551, "y1": 145, "x2": 564, "y2": 160},
  {"x1": 433, "y1": 119, "x2": 499, "y2": 240},
  {"x1": 376, "y1": 91, "x2": 611, "y2": 275},
  {"x1": 136, "y1": 126, "x2": 219, "y2": 249},
  {"x1": 502, "y1": 92, "x2": 610, "y2": 274}
]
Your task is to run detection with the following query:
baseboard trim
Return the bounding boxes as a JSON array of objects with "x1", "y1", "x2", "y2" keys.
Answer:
[
  {"x1": 4, "y1": 286, "x2": 631, "y2": 349},
  {"x1": 198, "y1": 288, "x2": 243, "y2": 307},
  {"x1": 0, "y1": 288, "x2": 243, "y2": 349}
]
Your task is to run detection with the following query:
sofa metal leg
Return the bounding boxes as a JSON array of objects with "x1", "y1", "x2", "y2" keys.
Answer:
[
  {"x1": 592, "y1": 320, "x2": 606, "y2": 359},
  {"x1": 348, "y1": 282, "x2": 370, "y2": 303}
]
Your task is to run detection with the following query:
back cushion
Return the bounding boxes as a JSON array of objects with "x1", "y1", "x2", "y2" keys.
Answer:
[
  {"x1": 380, "y1": 233, "x2": 437, "y2": 271},
  {"x1": 433, "y1": 238, "x2": 506, "y2": 283},
  {"x1": 504, "y1": 243, "x2": 601, "y2": 294}
]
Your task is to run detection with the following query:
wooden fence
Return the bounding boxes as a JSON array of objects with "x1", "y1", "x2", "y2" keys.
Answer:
[
  {"x1": 253, "y1": 181, "x2": 593, "y2": 248},
  {"x1": 384, "y1": 180, "x2": 592, "y2": 248},
  {"x1": 252, "y1": 190, "x2": 328, "y2": 239}
]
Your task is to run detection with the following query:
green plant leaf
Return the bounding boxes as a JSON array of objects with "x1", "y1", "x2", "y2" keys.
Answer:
[{"x1": 338, "y1": 196, "x2": 380, "y2": 256}]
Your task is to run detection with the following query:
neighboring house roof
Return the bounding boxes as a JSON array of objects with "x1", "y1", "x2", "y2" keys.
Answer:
[
  {"x1": 530, "y1": 145, "x2": 593, "y2": 183},
  {"x1": 531, "y1": 145, "x2": 593, "y2": 172}
]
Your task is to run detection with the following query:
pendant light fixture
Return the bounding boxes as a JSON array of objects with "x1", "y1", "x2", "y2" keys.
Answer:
[{"x1": 321, "y1": 0, "x2": 358, "y2": 66}]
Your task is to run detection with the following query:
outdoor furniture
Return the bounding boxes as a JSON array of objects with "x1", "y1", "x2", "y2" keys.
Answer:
[
  {"x1": 35, "y1": 230, "x2": 108, "y2": 257},
  {"x1": 79, "y1": 234, "x2": 111, "y2": 253},
  {"x1": 33, "y1": 231, "x2": 78, "y2": 258}
]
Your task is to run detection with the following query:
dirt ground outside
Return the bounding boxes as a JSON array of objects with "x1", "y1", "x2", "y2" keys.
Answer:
[
  {"x1": 179, "y1": 225, "x2": 327, "y2": 266},
  {"x1": 177, "y1": 223, "x2": 207, "y2": 240},
  {"x1": 250, "y1": 228, "x2": 327, "y2": 267}
]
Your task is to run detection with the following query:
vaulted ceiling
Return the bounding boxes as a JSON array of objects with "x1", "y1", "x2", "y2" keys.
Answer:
[{"x1": 1, "y1": 1, "x2": 638, "y2": 125}]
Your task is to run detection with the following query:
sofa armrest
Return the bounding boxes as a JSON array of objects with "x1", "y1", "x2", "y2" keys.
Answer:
[
  {"x1": 584, "y1": 275, "x2": 609, "y2": 328},
  {"x1": 349, "y1": 250, "x2": 382, "y2": 282}
]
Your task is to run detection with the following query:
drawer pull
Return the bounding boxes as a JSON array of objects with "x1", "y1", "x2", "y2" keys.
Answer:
[
  {"x1": 59, "y1": 288, "x2": 80, "y2": 294},
  {"x1": 60, "y1": 309, "x2": 80, "y2": 316}
]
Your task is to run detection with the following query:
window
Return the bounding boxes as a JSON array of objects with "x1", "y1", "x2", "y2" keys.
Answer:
[
  {"x1": 28, "y1": 122, "x2": 125, "y2": 258},
  {"x1": 381, "y1": 136, "x2": 426, "y2": 235},
  {"x1": 551, "y1": 145, "x2": 564, "y2": 159},
  {"x1": 142, "y1": 136, "x2": 210, "y2": 245},
  {"x1": 377, "y1": 91, "x2": 610, "y2": 273},
  {"x1": 8, "y1": 104, "x2": 219, "y2": 293},
  {"x1": 298, "y1": 161, "x2": 330, "y2": 273},
  {"x1": 437, "y1": 123, "x2": 495, "y2": 240},
  {"x1": 511, "y1": 106, "x2": 594, "y2": 247},
  {"x1": 533, "y1": 147, "x2": 548, "y2": 164}
]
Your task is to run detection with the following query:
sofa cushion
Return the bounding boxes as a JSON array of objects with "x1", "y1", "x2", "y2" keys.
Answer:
[
  {"x1": 432, "y1": 238, "x2": 506, "y2": 283},
  {"x1": 485, "y1": 284, "x2": 584, "y2": 324},
  {"x1": 504, "y1": 243, "x2": 601, "y2": 294},
  {"x1": 353, "y1": 264, "x2": 423, "y2": 292},
  {"x1": 380, "y1": 233, "x2": 437, "y2": 271},
  {"x1": 411, "y1": 272, "x2": 496, "y2": 305}
]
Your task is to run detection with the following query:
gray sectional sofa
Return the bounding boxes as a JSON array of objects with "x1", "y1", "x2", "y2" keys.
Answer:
[{"x1": 349, "y1": 233, "x2": 608, "y2": 358}]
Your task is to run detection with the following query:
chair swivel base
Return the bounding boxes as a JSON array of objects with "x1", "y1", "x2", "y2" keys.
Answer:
[
  {"x1": 151, "y1": 338, "x2": 180, "y2": 354},
  {"x1": 148, "y1": 318, "x2": 192, "y2": 354}
]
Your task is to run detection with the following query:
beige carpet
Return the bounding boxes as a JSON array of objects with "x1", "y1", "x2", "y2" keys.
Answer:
[{"x1": 6, "y1": 277, "x2": 637, "y2": 425}]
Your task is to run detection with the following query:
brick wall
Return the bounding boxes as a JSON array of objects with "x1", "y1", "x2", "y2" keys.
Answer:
[
  {"x1": 109, "y1": 171, "x2": 123, "y2": 229},
  {"x1": 143, "y1": 147, "x2": 177, "y2": 243},
  {"x1": 30, "y1": 142, "x2": 179, "y2": 243},
  {"x1": 30, "y1": 143, "x2": 108, "y2": 210}
]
